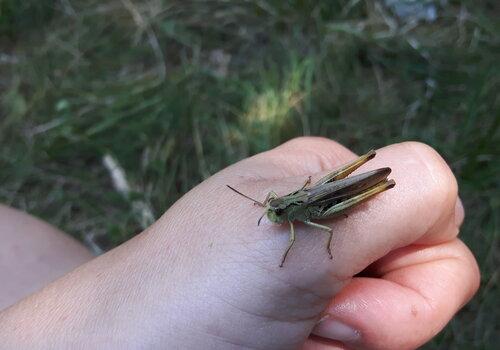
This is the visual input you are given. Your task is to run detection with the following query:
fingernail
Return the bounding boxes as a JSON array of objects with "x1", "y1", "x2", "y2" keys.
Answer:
[
  {"x1": 312, "y1": 316, "x2": 360, "y2": 343},
  {"x1": 454, "y1": 197, "x2": 465, "y2": 227}
]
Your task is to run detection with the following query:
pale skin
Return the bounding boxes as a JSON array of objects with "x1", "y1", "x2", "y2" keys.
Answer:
[{"x1": 0, "y1": 138, "x2": 480, "y2": 349}]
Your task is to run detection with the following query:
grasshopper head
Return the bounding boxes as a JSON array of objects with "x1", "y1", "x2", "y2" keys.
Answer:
[
  {"x1": 266, "y1": 208, "x2": 283, "y2": 224},
  {"x1": 265, "y1": 199, "x2": 287, "y2": 224}
]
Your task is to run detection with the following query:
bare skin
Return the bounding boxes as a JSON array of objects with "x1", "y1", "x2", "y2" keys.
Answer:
[
  {"x1": 0, "y1": 205, "x2": 93, "y2": 310},
  {"x1": 0, "y1": 138, "x2": 480, "y2": 349}
]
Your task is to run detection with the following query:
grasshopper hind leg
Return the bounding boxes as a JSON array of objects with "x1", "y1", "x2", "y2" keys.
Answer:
[
  {"x1": 315, "y1": 150, "x2": 376, "y2": 185},
  {"x1": 299, "y1": 176, "x2": 312, "y2": 190}
]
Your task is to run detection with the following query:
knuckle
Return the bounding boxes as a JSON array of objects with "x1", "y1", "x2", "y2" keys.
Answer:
[{"x1": 274, "y1": 137, "x2": 356, "y2": 170}]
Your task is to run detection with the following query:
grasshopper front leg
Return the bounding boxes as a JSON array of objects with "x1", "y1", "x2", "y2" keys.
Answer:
[
  {"x1": 303, "y1": 221, "x2": 333, "y2": 259},
  {"x1": 279, "y1": 221, "x2": 296, "y2": 267},
  {"x1": 262, "y1": 191, "x2": 278, "y2": 205}
]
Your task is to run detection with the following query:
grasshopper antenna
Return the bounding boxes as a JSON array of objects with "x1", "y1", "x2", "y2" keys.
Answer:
[{"x1": 226, "y1": 185, "x2": 264, "y2": 207}]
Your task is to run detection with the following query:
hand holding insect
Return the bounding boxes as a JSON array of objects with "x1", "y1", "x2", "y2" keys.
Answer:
[
  {"x1": 228, "y1": 150, "x2": 395, "y2": 266},
  {"x1": 0, "y1": 138, "x2": 478, "y2": 350}
]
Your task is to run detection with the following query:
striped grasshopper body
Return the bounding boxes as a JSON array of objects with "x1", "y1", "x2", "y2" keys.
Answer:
[{"x1": 228, "y1": 150, "x2": 395, "y2": 267}]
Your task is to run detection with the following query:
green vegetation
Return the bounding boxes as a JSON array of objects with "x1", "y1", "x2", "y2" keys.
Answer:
[{"x1": 1, "y1": 1, "x2": 498, "y2": 348}]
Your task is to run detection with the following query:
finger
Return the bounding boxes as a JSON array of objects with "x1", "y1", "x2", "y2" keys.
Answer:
[
  {"x1": 308, "y1": 239, "x2": 480, "y2": 350},
  {"x1": 454, "y1": 197, "x2": 465, "y2": 227},
  {"x1": 224, "y1": 137, "x2": 356, "y2": 181},
  {"x1": 268, "y1": 137, "x2": 357, "y2": 177},
  {"x1": 303, "y1": 337, "x2": 346, "y2": 350}
]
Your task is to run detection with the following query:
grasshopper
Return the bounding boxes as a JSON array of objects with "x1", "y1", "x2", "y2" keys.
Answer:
[{"x1": 227, "y1": 150, "x2": 395, "y2": 267}]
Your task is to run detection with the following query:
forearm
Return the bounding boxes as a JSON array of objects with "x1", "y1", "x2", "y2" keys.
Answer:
[
  {"x1": 0, "y1": 189, "x2": 280, "y2": 349},
  {"x1": 0, "y1": 216, "x2": 197, "y2": 348}
]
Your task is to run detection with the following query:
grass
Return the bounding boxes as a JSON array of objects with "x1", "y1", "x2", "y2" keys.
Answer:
[{"x1": 0, "y1": 0, "x2": 498, "y2": 348}]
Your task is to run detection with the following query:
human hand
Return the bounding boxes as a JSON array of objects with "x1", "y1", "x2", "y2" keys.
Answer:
[
  {"x1": 152, "y1": 137, "x2": 479, "y2": 349},
  {"x1": 0, "y1": 137, "x2": 479, "y2": 350}
]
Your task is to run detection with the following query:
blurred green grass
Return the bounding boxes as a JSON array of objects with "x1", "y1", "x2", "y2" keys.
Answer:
[{"x1": 0, "y1": 0, "x2": 498, "y2": 348}]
